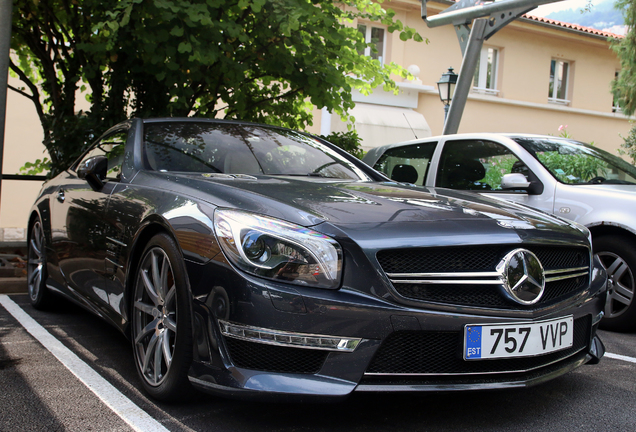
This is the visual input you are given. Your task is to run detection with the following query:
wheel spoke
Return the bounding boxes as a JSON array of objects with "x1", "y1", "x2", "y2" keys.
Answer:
[
  {"x1": 135, "y1": 319, "x2": 159, "y2": 344},
  {"x1": 609, "y1": 293, "x2": 632, "y2": 308},
  {"x1": 134, "y1": 300, "x2": 156, "y2": 316},
  {"x1": 160, "y1": 255, "x2": 169, "y2": 300},
  {"x1": 154, "y1": 333, "x2": 164, "y2": 383},
  {"x1": 611, "y1": 260, "x2": 630, "y2": 281},
  {"x1": 141, "y1": 270, "x2": 160, "y2": 307},
  {"x1": 142, "y1": 333, "x2": 159, "y2": 377},
  {"x1": 614, "y1": 283, "x2": 634, "y2": 303},
  {"x1": 151, "y1": 252, "x2": 163, "y2": 303},
  {"x1": 165, "y1": 284, "x2": 176, "y2": 308},
  {"x1": 28, "y1": 266, "x2": 40, "y2": 285},
  {"x1": 30, "y1": 238, "x2": 42, "y2": 257},
  {"x1": 33, "y1": 223, "x2": 42, "y2": 252},
  {"x1": 162, "y1": 330, "x2": 173, "y2": 365},
  {"x1": 164, "y1": 316, "x2": 177, "y2": 333}
]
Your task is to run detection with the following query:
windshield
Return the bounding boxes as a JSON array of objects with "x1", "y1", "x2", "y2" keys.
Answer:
[
  {"x1": 512, "y1": 137, "x2": 636, "y2": 185},
  {"x1": 143, "y1": 122, "x2": 370, "y2": 180}
]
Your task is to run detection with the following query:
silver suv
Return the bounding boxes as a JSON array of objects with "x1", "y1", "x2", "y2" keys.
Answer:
[{"x1": 364, "y1": 133, "x2": 634, "y2": 331}]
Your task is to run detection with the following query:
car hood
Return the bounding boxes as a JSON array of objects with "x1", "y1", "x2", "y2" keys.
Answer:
[
  {"x1": 153, "y1": 173, "x2": 576, "y2": 233},
  {"x1": 563, "y1": 183, "x2": 636, "y2": 196}
]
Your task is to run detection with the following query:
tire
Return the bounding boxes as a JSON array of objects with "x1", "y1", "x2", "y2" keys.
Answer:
[
  {"x1": 131, "y1": 233, "x2": 193, "y2": 401},
  {"x1": 27, "y1": 217, "x2": 51, "y2": 309},
  {"x1": 594, "y1": 235, "x2": 636, "y2": 332}
]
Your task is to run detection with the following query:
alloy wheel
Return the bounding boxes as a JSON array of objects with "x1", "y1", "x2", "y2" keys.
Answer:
[
  {"x1": 596, "y1": 251, "x2": 635, "y2": 319},
  {"x1": 27, "y1": 221, "x2": 45, "y2": 302},
  {"x1": 133, "y1": 247, "x2": 178, "y2": 387}
]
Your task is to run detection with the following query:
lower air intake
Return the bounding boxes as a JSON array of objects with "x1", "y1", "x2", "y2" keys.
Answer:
[
  {"x1": 224, "y1": 337, "x2": 328, "y2": 374},
  {"x1": 366, "y1": 315, "x2": 590, "y2": 375}
]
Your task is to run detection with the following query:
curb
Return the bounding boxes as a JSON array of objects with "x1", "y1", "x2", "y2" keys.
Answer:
[{"x1": 0, "y1": 278, "x2": 27, "y2": 294}]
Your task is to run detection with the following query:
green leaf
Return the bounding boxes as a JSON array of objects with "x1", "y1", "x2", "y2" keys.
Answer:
[
  {"x1": 178, "y1": 41, "x2": 192, "y2": 53},
  {"x1": 170, "y1": 26, "x2": 184, "y2": 37}
]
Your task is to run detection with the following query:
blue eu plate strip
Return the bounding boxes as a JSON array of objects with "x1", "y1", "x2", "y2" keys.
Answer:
[{"x1": 465, "y1": 326, "x2": 482, "y2": 359}]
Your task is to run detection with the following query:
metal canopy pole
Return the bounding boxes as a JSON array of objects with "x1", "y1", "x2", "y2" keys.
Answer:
[
  {"x1": 0, "y1": 0, "x2": 13, "y2": 207},
  {"x1": 443, "y1": 18, "x2": 487, "y2": 135}
]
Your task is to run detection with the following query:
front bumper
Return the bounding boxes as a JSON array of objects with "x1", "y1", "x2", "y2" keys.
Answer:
[{"x1": 186, "y1": 257, "x2": 607, "y2": 400}]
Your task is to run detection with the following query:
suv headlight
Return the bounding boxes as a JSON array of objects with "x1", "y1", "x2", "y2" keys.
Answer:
[{"x1": 213, "y1": 209, "x2": 342, "y2": 289}]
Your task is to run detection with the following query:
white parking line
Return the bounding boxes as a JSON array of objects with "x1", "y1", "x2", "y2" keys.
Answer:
[
  {"x1": 604, "y1": 352, "x2": 636, "y2": 364},
  {"x1": 0, "y1": 295, "x2": 170, "y2": 432}
]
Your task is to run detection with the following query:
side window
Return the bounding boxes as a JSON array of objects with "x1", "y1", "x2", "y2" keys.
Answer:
[
  {"x1": 548, "y1": 59, "x2": 570, "y2": 105},
  {"x1": 373, "y1": 142, "x2": 436, "y2": 185},
  {"x1": 357, "y1": 23, "x2": 386, "y2": 64},
  {"x1": 613, "y1": 71, "x2": 622, "y2": 113},
  {"x1": 473, "y1": 46, "x2": 499, "y2": 95},
  {"x1": 437, "y1": 140, "x2": 525, "y2": 191},
  {"x1": 77, "y1": 131, "x2": 128, "y2": 181}
]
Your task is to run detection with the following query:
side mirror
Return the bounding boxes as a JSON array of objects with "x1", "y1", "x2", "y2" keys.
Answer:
[
  {"x1": 77, "y1": 155, "x2": 108, "y2": 191},
  {"x1": 501, "y1": 173, "x2": 531, "y2": 190}
]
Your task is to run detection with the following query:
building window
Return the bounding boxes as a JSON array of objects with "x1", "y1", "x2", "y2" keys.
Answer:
[
  {"x1": 357, "y1": 24, "x2": 385, "y2": 64},
  {"x1": 473, "y1": 47, "x2": 499, "y2": 95},
  {"x1": 549, "y1": 59, "x2": 570, "y2": 105},
  {"x1": 613, "y1": 71, "x2": 622, "y2": 113}
]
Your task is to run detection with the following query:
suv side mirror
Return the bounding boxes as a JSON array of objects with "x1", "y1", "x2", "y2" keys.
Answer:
[
  {"x1": 77, "y1": 155, "x2": 108, "y2": 191},
  {"x1": 501, "y1": 173, "x2": 531, "y2": 190}
]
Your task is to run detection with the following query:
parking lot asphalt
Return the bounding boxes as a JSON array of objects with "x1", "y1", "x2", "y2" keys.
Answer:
[{"x1": 1, "y1": 293, "x2": 635, "y2": 432}]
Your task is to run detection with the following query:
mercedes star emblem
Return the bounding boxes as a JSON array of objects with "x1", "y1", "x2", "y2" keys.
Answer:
[{"x1": 496, "y1": 249, "x2": 546, "y2": 305}]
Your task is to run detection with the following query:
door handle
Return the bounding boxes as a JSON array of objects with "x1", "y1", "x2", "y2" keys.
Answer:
[{"x1": 56, "y1": 189, "x2": 65, "y2": 203}]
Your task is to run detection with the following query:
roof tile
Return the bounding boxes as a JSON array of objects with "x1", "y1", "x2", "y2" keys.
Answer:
[{"x1": 522, "y1": 13, "x2": 624, "y2": 39}]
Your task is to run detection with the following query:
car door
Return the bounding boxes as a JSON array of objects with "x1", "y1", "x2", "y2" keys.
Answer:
[
  {"x1": 432, "y1": 138, "x2": 555, "y2": 213},
  {"x1": 49, "y1": 129, "x2": 129, "y2": 309}
]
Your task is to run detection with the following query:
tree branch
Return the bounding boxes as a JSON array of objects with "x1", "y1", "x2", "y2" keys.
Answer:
[
  {"x1": 7, "y1": 84, "x2": 34, "y2": 100},
  {"x1": 9, "y1": 60, "x2": 47, "y2": 127}
]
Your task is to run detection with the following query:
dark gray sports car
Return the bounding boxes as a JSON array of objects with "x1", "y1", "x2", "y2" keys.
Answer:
[{"x1": 28, "y1": 118, "x2": 606, "y2": 401}]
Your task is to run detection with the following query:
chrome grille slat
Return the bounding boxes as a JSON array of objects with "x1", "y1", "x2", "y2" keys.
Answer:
[
  {"x1": 545, "y1": 271, "x2": 589, "y2": 283},
  {"x1": 388, "y1": 268, "x2": 588, "y2": 285}
]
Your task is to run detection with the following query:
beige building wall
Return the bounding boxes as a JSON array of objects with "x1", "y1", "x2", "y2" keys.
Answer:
[
  {"x1": 328, "y1": 0, "x2": 632, "y2": 150},
  {"x1": 1, "y1": 76, "x2": 48, "y2": 241}
]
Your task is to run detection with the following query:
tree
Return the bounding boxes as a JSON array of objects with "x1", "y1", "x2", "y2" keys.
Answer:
[
  {"x1": 611, "y1": 0, "x2": 636, "y2": 162},
  {"x1": 321, "y1": 130, "x2": 364, "y2": 159},
  {"x1": 611, "y1": 0, "x2": 635, "y2": 116},
  {"x1": 10, "y1": 0, "x2": 425, "y2": 176}
]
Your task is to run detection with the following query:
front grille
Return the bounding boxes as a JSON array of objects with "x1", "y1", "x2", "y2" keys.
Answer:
[
  {"x1": 377, "y1": 245, "x2": 588, "y2": 273},
  {"x1": 224, "y1": 337, "x2": 328, "y2": 374},
  {"x1": 366, "y1": 315, "x2": 590, "y2": 375},
  {"x1": 377, "y1": 245, "x2": 590, "y2": 309}
]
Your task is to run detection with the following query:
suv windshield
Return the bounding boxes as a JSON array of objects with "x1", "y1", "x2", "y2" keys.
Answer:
[
  {"x1": 143, "y1": 122, "x2": 370, "y2": 180},
  {"x1": 512, "y1": 137, "x2": 636, "y2": 185}
]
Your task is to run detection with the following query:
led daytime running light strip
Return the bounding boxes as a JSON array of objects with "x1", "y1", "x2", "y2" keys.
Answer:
[{"x1": 218, "y1": 320, "x2": 361, "y2": 352}]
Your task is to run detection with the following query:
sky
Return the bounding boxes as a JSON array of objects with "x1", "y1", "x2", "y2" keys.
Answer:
[{"x1": 532, "y1": 0, "x2": 603, "y2": 18}]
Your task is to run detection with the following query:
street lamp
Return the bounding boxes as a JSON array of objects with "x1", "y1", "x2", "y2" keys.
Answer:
[{"x1": 437, "y1": 67, "x2": 458, "y2": 123}]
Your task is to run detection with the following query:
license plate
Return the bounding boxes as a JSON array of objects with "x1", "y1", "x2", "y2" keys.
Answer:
[{"x1": 464, "y1": 316, "x2": 573, "y2": 360}]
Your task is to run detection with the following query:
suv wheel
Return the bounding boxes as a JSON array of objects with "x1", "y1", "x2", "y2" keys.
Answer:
[{"x1": 594, "y1": 235, "x2": 636, "y2": 332}]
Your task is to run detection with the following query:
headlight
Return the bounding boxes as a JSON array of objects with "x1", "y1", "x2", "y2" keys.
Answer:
[{"x1": 213, "y1": 209, "x2": 342, "y2": 289}]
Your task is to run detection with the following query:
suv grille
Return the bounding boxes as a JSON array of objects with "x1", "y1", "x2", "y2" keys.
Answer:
[{"x1": 377, "y1": 245, "x2": 589, "y2": 309}]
